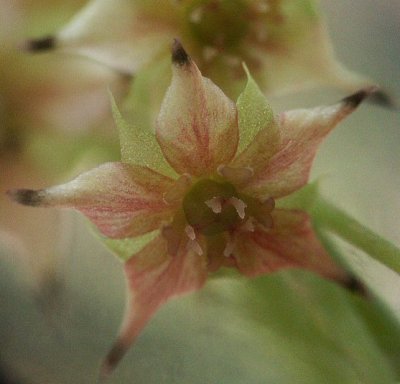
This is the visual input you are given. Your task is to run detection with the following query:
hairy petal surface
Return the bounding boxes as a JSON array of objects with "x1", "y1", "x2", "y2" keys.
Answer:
[
  {"x1": 9, "y1": 162, "x2": 175, "y2": 238},
  {"x1": 156, "y1": 41, "x2": 238, "y2": 176},
  {"x1": 101, "y1": 233, "x2": 208, "y2": 376},
  {"x1": 243, "y1": 89, "x2": 374, "y2": 199},
  {"x1": 233, "y1": 209, "x2": 347, "y2": 282}
]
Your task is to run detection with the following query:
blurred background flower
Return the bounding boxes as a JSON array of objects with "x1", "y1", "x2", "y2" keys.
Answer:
[
  {"x1": 0, "y1": 0, "x2": 399, "y2": 383},
  {"x1": 0, "y1": 0, "x2": 127, "y2": 300}
]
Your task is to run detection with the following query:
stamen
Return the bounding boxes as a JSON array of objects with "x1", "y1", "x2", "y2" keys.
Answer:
[
  {"x1": 223, "y1": 239, "x2": 235, "y2": 257},
  {"x1": 202, "y1": 46, "x2": 218, "y2": 62},
  {"x1": 185, "y1": 225, "x2": 196, "y2": 241},
  {"x1": 185, "y1": 225, "x2": 203, "y2": 255},
  {"x1": 205, "y1": 197, "x2": 222, "y2": 214},
  {"x1": 255, "y1": 1, "x2": 270, "y2": 13},
  {"x1": 189, "y1": 7, "x2": 203, "y2": 23},
  {"x1": 229, "y1": 197, "x2": 247, "y2": 219},
  {"x1": 187, "y1": 239, "x2": 204, "y2": 256},
  {"x1": 241, "y1": 218, "x2": 255, "y2": 232}
]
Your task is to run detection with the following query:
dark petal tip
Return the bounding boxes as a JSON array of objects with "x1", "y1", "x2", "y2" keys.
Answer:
[
  {"x1": 343, "y1": 275, "x2": 369, "y2": 298},
  {"x1": 22, "y1": 35, "x2": 56, "y2": 52},
  {"x1": 7, "y1": 189, "x2": 45, "y2": 207},
  {"x1": 171, "y1": 38, "x2": 190, "y2": 66},
  {"x1": 341, "y1": 86, "x2": 378, "y2": 109},
  {"x1": 99, "y1": 342, "x2": 127, "y2": 381},
  {"x1": 367, "y1": 89, "x2": 399, "y2": 110}
]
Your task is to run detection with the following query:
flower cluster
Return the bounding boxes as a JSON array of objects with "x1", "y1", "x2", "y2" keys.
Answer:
[
  {"x1": 9, "y1": 40, "x2": 373, "y2": 375},
  {"x1": 26, "y1": 0, "x2": 379, "y2": 99}
]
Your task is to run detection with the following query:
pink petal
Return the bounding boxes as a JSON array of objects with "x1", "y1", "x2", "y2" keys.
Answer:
[
  {"x1": 8, "y1": 162, "x2": 175, "y2": 238},
  {"x1": 233, "y1": 209, "x2": 346, "y2": 282},
  {"x1": 156, "y1": 40, "x2": 238, "y2": 176},
  {"x1": 242, "y1": 88, "x2": 375, "y2": 199},
  {"x1": 100, "y1": 233, "x2": 208, "y2": 377}
]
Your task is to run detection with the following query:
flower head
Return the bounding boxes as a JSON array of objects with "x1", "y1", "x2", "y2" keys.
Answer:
[
  {"x1": 24, "y1": 0, "x2": 382, "y2": 100},
  {"x1": 9, "y1": 41, "x2": 373, "y2": 376}
]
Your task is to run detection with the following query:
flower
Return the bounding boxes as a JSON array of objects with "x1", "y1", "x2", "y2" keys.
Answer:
[
  {"x1": 8, "y1": 41, "x2": 373, "y2": 376},
  {"x1": 0, "y1": 1, "x2": 130, "y2": 303},
  {"x1": 24, "y1": 0, "x2": 380, "y2": 100},
  {"x1": 0, "y1": 0, "x2": 119, "y2": 303}
]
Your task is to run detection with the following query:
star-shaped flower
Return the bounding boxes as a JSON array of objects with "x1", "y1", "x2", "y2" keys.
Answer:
[
  {"x1": 9, "y1": 41, "x2": 373, "y2": 376},
  {"x1": 25, "y1": 0, "x2": 381, "y2": 100}
]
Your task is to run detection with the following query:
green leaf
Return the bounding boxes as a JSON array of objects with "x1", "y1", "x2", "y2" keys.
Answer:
[{"x1": 236, "y1": 64, "x2": 276, "y2": 154}]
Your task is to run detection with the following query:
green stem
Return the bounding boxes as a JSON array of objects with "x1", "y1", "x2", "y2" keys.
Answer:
[{"x1": 311, "y1": 197, "x2": 400, "y2": 274}]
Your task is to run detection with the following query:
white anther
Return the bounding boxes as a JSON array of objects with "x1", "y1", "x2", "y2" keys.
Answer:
[
  {"x1": 241, "y1": 218, "x2": 255, "y2": 232},
  {"x1": 255, "y1": 1, "x2": 270, "y2": 13},
  {"x1": 185, "y1": 225, "x2": 196, "y2": 241},
  {"x1": 189, "y1": 7, "x2": 203, "y2": 23},
  {"x1": 225, "y1": 55, "x2": 241, "y2": 68},
  {"x1": 205, "y1": 197, "x2": 222, "y2": 214},
  {"x1": 229, "y1": 197, "x2": 247, "y2": 219},
  {"x1": 223, "y1": 239, "x2": 235, "y2": 257},
  {"x1": 188, "y1": 239, "x2": 204, "y2": 256},
  {"x1": 202, "y1": 46, "x2": 218, "y2": 62}
]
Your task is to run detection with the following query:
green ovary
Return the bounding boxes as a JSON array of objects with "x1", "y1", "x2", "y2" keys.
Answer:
[{"x1": 183, "y1": 179, "x2": 244, "y2": 236}]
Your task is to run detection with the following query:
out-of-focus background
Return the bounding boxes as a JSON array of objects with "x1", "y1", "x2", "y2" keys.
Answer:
[{"x1": 0, "y1": 1, "x2": 399, "y2": 383}]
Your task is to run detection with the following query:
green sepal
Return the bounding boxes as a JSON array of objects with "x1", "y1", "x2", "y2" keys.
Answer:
[
  {"x1": 236, "y1": 64, "x2": 277, "y2": 154},
  {"x1": 95, "y1": 228, "x2": 160, "y2": 262},
  {"x1": 109, "y1": 89, "x2": 176, "y2": 177}
]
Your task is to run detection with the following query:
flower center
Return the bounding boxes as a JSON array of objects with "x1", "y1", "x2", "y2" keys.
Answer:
[
  {"x1": 186, "y1": 0, "x2": 249, "y2": 50},
  {"x1": 183, "y1": 179, "x2": 247, "y2": 235}
]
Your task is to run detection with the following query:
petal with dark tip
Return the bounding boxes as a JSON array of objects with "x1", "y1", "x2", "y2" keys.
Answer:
[
  {"x1": 242, "y1": 88, "x2": 375, "y2": 199},
  {"x1": 233, "y1": 209, "x2": 347, "y2": 282},
  {"x1": 156, "y1": 41, "x2": 238, "y2": 176},
  {"x1": 23, "y1": 35, "x2": 56, "y2": 52},
  {"x1": 100, "y1": 233, "x2": 208, "y2": 378},
  {"x1": 25, "y1": 0, "x2": 177, "y2": 74},
  {"x1": 9, "y1": 162, "x2": 176, "y2": 238}
]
